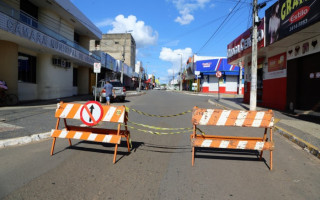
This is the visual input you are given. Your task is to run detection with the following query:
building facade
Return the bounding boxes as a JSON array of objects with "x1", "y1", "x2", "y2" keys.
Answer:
[
  {"x1": 0, "y1": 0, "x2": 102, "y2": 101},
  {"x1": 90, "y1": 33, "x2": 136, "y2": 71},
  {"x1": 227, "y1": 0, "x2": 320, "y2": 111}
]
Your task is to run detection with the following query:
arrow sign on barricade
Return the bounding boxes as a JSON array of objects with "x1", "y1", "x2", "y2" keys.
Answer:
[{"x1": 80, "y1": 101, "x2": 104, "y2": 126}]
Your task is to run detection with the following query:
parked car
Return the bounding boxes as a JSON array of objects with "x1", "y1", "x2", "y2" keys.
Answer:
[{"x1": 92, "y1": 79, "x2": 126, "y2": 103}]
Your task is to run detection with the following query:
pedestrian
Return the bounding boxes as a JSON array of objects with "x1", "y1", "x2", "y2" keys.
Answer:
[{"x1": 103, "y1": 79, "x2": 116, "y2": 105}]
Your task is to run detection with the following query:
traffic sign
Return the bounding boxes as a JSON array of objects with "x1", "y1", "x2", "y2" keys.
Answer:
[
  {"x1": 80, "y1": 101, "x2": 104, "y2": 126},
  {"x1": 216, "y1": 71, "x2": 222, "y2": 78},
  {"x1": 94, "y1": 62, "x2": 101, "y2": 73}
]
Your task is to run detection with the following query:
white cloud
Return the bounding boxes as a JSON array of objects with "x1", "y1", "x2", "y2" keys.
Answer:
[
  {"x1": 95, "y1": 18, "x2": 113, "y2": 28},
  {"x1": 172, "y1": 0, "x2": 211, "y2": 25},
  {"x1": 159, "y1": 47, "x2": 193, "y2": 76},
  {"x1": 107, "y1": 15, "x2": 158, "y2": 49}
]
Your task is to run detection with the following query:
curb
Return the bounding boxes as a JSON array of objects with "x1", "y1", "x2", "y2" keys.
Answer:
[
  {"x1": 208, "y1": 99, "x2": 320, "y2": 159},
  {"x1": 0, "y1": 132, "x2": 51, "y2": 149}
]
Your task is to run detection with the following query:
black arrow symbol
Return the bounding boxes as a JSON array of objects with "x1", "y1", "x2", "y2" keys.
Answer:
[{"x1": 89, "y1": 105, "x2": 95, "y2": 122}]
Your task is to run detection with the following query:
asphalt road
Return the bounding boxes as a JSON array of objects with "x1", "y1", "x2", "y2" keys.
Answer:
[{"x1": 1, "y1": 90, "x2": 320, "y2": 199}]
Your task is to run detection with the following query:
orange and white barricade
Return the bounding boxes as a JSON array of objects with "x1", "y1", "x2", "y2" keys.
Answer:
[
  {"x1": 191, "y1": 107, "x2": 275, "y2": 170},
  {"x1": 50, "y1": 101, "x2": 130, "y2": 163}
]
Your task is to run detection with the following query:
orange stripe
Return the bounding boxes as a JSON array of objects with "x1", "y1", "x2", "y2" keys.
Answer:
[
  {"x1": 101, "y1": 105, "x2": 110, "y2": 120},
  {"x1": 228, "y1": 140, "x2": 238, "y2": 148},
  {"x1": 95, "y1": 134, "x2": 105, "y2": 142},
  {"x1": 110, "y1": 108, "x2": 124, "y2": 122},
  {"x1": 67, "y1": 104, "x2": 81, "y2": 118},
  {"x1": 80, "y1": 132, "x2": 90, "y2": 140},
  {"x1": 246, "y1": 141, "x2": 258, "y2": 149},
  {"x1": 55, "y1": 103, "x2": 66, "y2": 118},
  {"x1": 211, "y1": 140, "x2": 221, "y2": 148},
  {"x1": 225, "y1": 110, "x2": 240, "y2": 126},
  {"x1": 242, "y1": 111, "x2": 257, "y2": 127},
  {"x1": 66, "y1": 131, "x2": 76, "y2": 139},
  {"x1": 207, "y1": 110, "x2": 223, "y2": 125},
  {"x1": 192, "y1": 108, "x2": 206, "y2": 125},
  {"x1": 51, "y1": 130, "x2": 61, "y2": 137},
  {"x1": 109, "y1": 135, "x2": 121, "y2": 144},
  {"x1": 260, "y1": 111, "x2": 273, "y2": 128}
]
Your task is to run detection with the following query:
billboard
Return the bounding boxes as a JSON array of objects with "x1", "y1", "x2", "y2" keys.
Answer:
[
  {"x1": 265, "y1": 0, "x2": 320, "y2": 46},
  {"x1": 227, "y1": 18, "x2": 265, "y2": 64}
]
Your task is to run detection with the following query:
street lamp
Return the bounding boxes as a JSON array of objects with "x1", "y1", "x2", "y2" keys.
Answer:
[
  {"x1": 120, "y1": 30, "x2": 133, "y2": 84},
  {"x1": 177, "y1": 53, "x2": 183, "y2": 91}
]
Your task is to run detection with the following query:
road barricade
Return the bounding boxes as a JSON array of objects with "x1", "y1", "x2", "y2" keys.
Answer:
[
  {"x1": 191, "y1": 107, "x2": 275, "y2": 170},
  {"x1": 50, "y1": 101, "x2": 130, "y2": 163}
]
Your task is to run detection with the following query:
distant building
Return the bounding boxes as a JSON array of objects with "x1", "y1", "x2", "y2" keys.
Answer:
[
  {"x1": 90, "y1": 33, "x2": 136, "y2": 72},
  {"x1": 0, "y1": 0, "x2": 101, "y2": 101}
]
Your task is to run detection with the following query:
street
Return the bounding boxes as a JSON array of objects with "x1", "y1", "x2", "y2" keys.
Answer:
[{"x1": 1, "y1": 90, "x2": 320, "y2": 200}]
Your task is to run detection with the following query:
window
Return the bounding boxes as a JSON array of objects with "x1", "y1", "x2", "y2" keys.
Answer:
[
  {"x1": 18, "y1": 53, "x2": 37, "y2": 83},
  {"x1": 20, "y1": 0, "x2": 38, "y2": 28},
  {"x1": 73, "y1": 68, "x2": 78, "y2": 86},
  {"x1": 74, "y1": 32, "x2": 80, "y2": 43},
  {"x1": 95, "y1": 41, "x2": 100, "y2": 47}
]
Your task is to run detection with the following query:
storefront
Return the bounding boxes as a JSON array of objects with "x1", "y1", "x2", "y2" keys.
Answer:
[
  {"x1": 228, "y1": 0, "x2": 320, "y2": 111},
  {"x1": 195, "y1": 58, "x2": 242, "y2": 94},
  {"x1": 265, "y1": 0, "x2": 320, "y2": 111}
]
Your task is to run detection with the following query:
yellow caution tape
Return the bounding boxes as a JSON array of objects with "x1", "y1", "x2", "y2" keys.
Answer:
[
  {"x1": 126, "y1": 107, "x2": 192, "y2": 118},
  {"x1": 127, "y1": 119, "x2": 192, "y2": 131},
  {"x1": 125, "y1": 124, "x2": 192, "y2": 135}
]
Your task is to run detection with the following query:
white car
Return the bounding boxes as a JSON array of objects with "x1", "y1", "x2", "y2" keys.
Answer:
[{"x1": 92, "y1": 80, "x2": 126, "y2": 102}]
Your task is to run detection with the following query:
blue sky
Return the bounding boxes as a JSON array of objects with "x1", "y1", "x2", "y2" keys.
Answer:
[{"x1": 71, "y1": 0, "x2": 276, "y2": 84}]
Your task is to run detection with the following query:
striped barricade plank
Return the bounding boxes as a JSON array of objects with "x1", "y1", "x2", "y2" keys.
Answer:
[
  {"x1": 192, "y1": 108, "x2": 274, "y2": 128},
  {"x1": 51, "y1": 129, "x2": 121, "y2": 144},
  {"x1": 191, "y1": 107, "x2": 274, "y2": 170},
  {"x1": 55, "y1": 102, "x2": 125, "y2": 123},
  {"x1": 191, "y1": 138, "x2": 274, "y2": 151}
]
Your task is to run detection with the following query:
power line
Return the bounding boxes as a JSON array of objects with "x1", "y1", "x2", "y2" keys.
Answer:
[{"x1": 196, "y1": 0, "x2": 243, "y2": 54}]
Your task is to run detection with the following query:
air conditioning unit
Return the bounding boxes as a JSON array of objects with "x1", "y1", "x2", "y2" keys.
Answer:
[
  {"x1": 61, "y1": 60, "x2": 66, "y2": 67},
  {"x1": 52, "y1": 58, "x2": 62, "y2": 66}
]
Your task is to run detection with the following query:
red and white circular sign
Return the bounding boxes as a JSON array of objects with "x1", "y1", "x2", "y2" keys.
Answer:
[
  {"x1": 80, "y1": 101, "x2": 104, "y2": 126},
  {"x1": 216, "y1": 71, "x2": 222, "y2": 78}
]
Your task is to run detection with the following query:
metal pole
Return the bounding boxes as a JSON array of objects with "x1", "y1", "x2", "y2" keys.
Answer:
[
  {"x1": 138, "y1": 69, "x2": 141, "y2": 92},
  {"x1": 180, "y1": 54, "x2": 182, "y2": 91},
  {"x1": 95, "y1": 73, "x2": 97, "y2": 101},
  {"x1": 250, "y1": 0, "x2": 258, "y2": 111},
  {"x1": 218, "y1": 77, "x2": 220, "y2": 101}
]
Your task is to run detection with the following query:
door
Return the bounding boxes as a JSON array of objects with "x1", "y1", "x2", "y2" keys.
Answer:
[
  {"x1": 226, "y1": 76, "x2": 238, "y2": 92},
  {"x1": 208, "y1": 76, "x2": 218, "y2": 91}
]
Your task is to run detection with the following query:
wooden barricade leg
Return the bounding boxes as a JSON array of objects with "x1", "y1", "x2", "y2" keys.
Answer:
[
  {"x1": 125, "y1": 117, "x2": 131, "y2": 152},
  {"x1": 63, "y1": 119, "x2": 72, "y2": 146},
  {"x1": 113, "y1": 123, "x2": 121, "y2": 164},
  {"x1": 259, "y1": 128, "x2": 268, "y2": 160},
  {"x1": 50, "y1": 137, "x2": 56, "y2": 156},
  {"x1": 270, "y1": 128, "x2": 273, "y2": 170},
  {"x1": 51, "y1": 118, "x2": 61, "y2": 155},
  {"x1": 192, "y1": 125, "x2": 196, "y2": 166}
]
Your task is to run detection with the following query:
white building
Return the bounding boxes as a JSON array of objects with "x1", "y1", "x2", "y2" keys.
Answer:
[{"x1": 0, "y1": 0, "x2": 102, "y2": 101}]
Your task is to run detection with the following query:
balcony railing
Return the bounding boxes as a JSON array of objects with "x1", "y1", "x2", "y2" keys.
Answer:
[{"x1": 0, "y1": 1, "x2": 100, "y2": 61}]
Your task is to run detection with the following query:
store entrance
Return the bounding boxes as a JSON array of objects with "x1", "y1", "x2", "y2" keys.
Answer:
[{"x1": 287, "y1": 52, "x2": 320, "y2": 111}]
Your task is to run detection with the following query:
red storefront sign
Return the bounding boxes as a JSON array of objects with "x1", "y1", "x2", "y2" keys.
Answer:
[
  {"x1": 227, "y1": 18, "x2": 265, "y2": 64},
  {"x1": 268, "y1": 52, "x2": 286, "y2": 72}
]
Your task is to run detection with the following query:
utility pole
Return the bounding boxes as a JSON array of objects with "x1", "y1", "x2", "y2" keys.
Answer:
[
  {"x1": 178, "y1": 53, "x2": 183, "y2": 91},
  {"x1": 250, "y1": 0, "x2": 258, "y2": 111}
]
